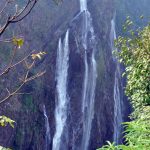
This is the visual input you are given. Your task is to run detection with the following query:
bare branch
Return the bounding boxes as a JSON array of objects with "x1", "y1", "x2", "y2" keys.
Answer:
[
  {"x1": 11, "y1": 0, "x2": 37, "y2": 23},
  {"x1": 0, "y1": 1, "x2": 9, "y2": 15},
  {"x1": 6, "y1": 88, "x2": 10, "y2": 95},
  {"x1": 24, "y1": 60, "x2": 35, "y2": 69},
  {"x1": 0, "y1": 69, "x2": 46, "y2": 105},
  {"x1": 0, "y1": 50, "x2": 35, "y2": 77},
  {"x1": 0, "y1": 38, "x2": 13, "y2": 43},
  {"x1": 25, "y1": 70, "x2": 46, "y2": 82},
  {"x1": 0, "y1": 82, "x2": 25, "y2": 105},
  {"x1": 0, "y1": 0, "x2": 46, "y2": 106},
  {"x1": 0, "y1": 45, "x2": 18, "y2": 76},
  {"x1": 14, "y1": 92, "x2": 32, "y2": 95},
  {"x1": 0, "y1": 36, "x2": 24, "y2": 43},
  {"x1": 0, "y1": 0, "x2": 38, "y2": 36}
]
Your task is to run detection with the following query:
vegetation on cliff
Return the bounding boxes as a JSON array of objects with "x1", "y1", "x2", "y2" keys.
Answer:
[{"x1": 98, "y1": 19, "x2": 150, "y2": 150}]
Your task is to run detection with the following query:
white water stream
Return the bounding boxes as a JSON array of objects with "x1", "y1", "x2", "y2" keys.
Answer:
[
  {"x1": 52, "y1": 30, "x2": 70, "y2": 150},
  {"x1": 80, "y1": 0, "x2": 97, "y2": 149},
  {"x1": 110, "y1": 19, "x2": 123, "y2": 145},
  {"x1": 43, "y1": 105, "x2": 51, "y2": 150}
]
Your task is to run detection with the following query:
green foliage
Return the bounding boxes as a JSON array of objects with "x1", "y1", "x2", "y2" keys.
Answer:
[
  {"x1": 0, "y1": 146, "x2": 12, "y2": 150},
  {"x1": 12, "y1": 37, "x2": 24, "y2": 48},
  {"x1": 115, "y1": 22, "x2": 150, "y2": 114},
  {"x1": 123, "y1": 117, "x2": 150, "y2": 148},
  {"x1": 0, "y1": 116, "x2": 15, "y2": 128},
  {"x1": 97, "y1": 141, "x2": 118, "y2": 150},
  {"x1": 98, "y1": 115, "x2": 150, "y2": 150},
  {"x1": 98, "y1": 20, "x2": 150, "y2": 150},
  {"x1": 31, "y1": 51, "x2": 46, "y2": 60},
  {"x1": 116, "y1": 0, "x2": 150, "y2": 37}
]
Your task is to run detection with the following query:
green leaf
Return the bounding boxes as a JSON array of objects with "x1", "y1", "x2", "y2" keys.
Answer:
[
  {"x1": 0, "y1": 116, "x2": 15, "y2": 128},
  {"x1": 0, "y1": 146, "x2": 12, "y2": 150},
  {"x1": 12, "y1": 37, "x2": 24, "y2": 48}
]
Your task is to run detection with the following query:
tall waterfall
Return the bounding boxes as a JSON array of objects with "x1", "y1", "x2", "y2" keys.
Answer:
[
  {"x1": 43, "y1": 105, "x2": 51, "y2": 150},
  {"x1": 80, "y1": 0, "x2": 97, "y2": 149},
  {"x1": 52, "y1": 30, "x2": 70, "y2": 150},
  {"x1": 110, "y1": 19, "x2": 123, "y2": 144}
]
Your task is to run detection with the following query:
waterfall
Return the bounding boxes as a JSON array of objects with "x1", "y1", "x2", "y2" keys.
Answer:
[
  {"x1": 52, "y1": 30, "x2": 70, "y2": 150},
  {"x1": 110, "y1": 19, "x2": 123, "y2": 145},
  {"x1": 79, "y1": 0, "x2": 97, "y2": 149},
  {"x1": 80, "y1": 0, "x2": 87, "y2": 11},
  {"x1": 113, "y1": 69, "x2": 123, "y2": 144},
  {"x1": 43, "y1": 105, "x2": 51, "y2": 150}
]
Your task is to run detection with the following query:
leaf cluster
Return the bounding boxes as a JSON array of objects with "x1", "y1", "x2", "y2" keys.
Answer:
[
  {"x1": 98, "y1": 19, "x2": 150, "y2": 150},
  {"x1": 115, "y1": 23, "x2": 150, "y2": 113},
  {"x1": 31, "y1": 51, "x2": 46, "y2": 60},
  {"x1": 0, "y1": 146, "x2": 11, "y2": 150},
  {"x1": 98, "y1": 113, "x2": 150, "y2": 150},
  {"x1": 0, "y1": 115, "x2": 15, "y2": 128},
  {"x1": 12, "y1": 37, "x2": 24, "y2": 49}
]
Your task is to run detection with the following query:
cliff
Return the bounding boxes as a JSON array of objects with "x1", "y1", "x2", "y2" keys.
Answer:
[{"x1": 0, "y1": 0, "x2": 132, "y2": 149}]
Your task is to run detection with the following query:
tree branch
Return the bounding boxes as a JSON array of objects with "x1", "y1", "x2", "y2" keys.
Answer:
[
  {"x1": 0, "y1": 69, "x2": 46, "y2": 105},
  {"x1": 0, "y1": 50, "x2": 35, "y2": 77},
  {"x1": 0, "y1": 0, "x2": 38, "y2": 36},
  {"x1": 0, "y1": 0, "x2": 9, "y2": 15}
]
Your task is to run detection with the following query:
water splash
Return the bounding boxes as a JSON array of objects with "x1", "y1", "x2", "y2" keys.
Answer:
[{"x1": 52, "y1": 30, "x2": 70, "y2": 150}]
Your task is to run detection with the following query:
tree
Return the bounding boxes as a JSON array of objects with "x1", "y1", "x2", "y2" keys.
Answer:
[
  {"x1": 116, "y1": 19, "x2": 150, "y2": 112},
  {"x1": 0, "y1": 0, "x2": 47, "y2": 103},
  {"x1": 0, "y1": 0, "x2": 46, "y2": 149},
  {"x1": 0, "y1": 0, "x2": 61, "y2": 103},
  {"x1": 0, "y1": 0, "x2": 38, "y2": 36},
  {"x1": 98, "y1": 18, "x2": 150, "y2": 150},
  {"x1": 0, "y1": 0, "x2": 62, "y2": 149}
]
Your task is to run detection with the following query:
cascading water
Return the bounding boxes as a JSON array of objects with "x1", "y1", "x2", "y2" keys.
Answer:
[
  {"x1": 113, "y1": 69, "x2": 123, "y2": 144},
  {"x1": 110, "y1": 19, "x2": 123, "y2": 145},
  {"x1": 79, "y1": 0, "x2": 97, "y2": 149},
  {"x1": 52, "y1": 30, "x2": 70, "y2": 150},
  {"x1": 43, "y1": 105, "x2": 51, "y2": 150}
]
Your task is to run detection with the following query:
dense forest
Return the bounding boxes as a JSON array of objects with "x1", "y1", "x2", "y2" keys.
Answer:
[{"x1": 0, "y1": 0, "x2": 149, "y2": 150}]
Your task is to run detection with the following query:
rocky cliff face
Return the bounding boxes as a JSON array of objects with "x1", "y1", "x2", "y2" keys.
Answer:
[{"x1": 0, "y1": 0, "x2": 130, "y2": 149}]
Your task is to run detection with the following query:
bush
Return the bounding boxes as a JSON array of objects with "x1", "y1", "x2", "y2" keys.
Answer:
[{"x1": 98, "y1": 20, "x2": 150, "y2": 150}]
